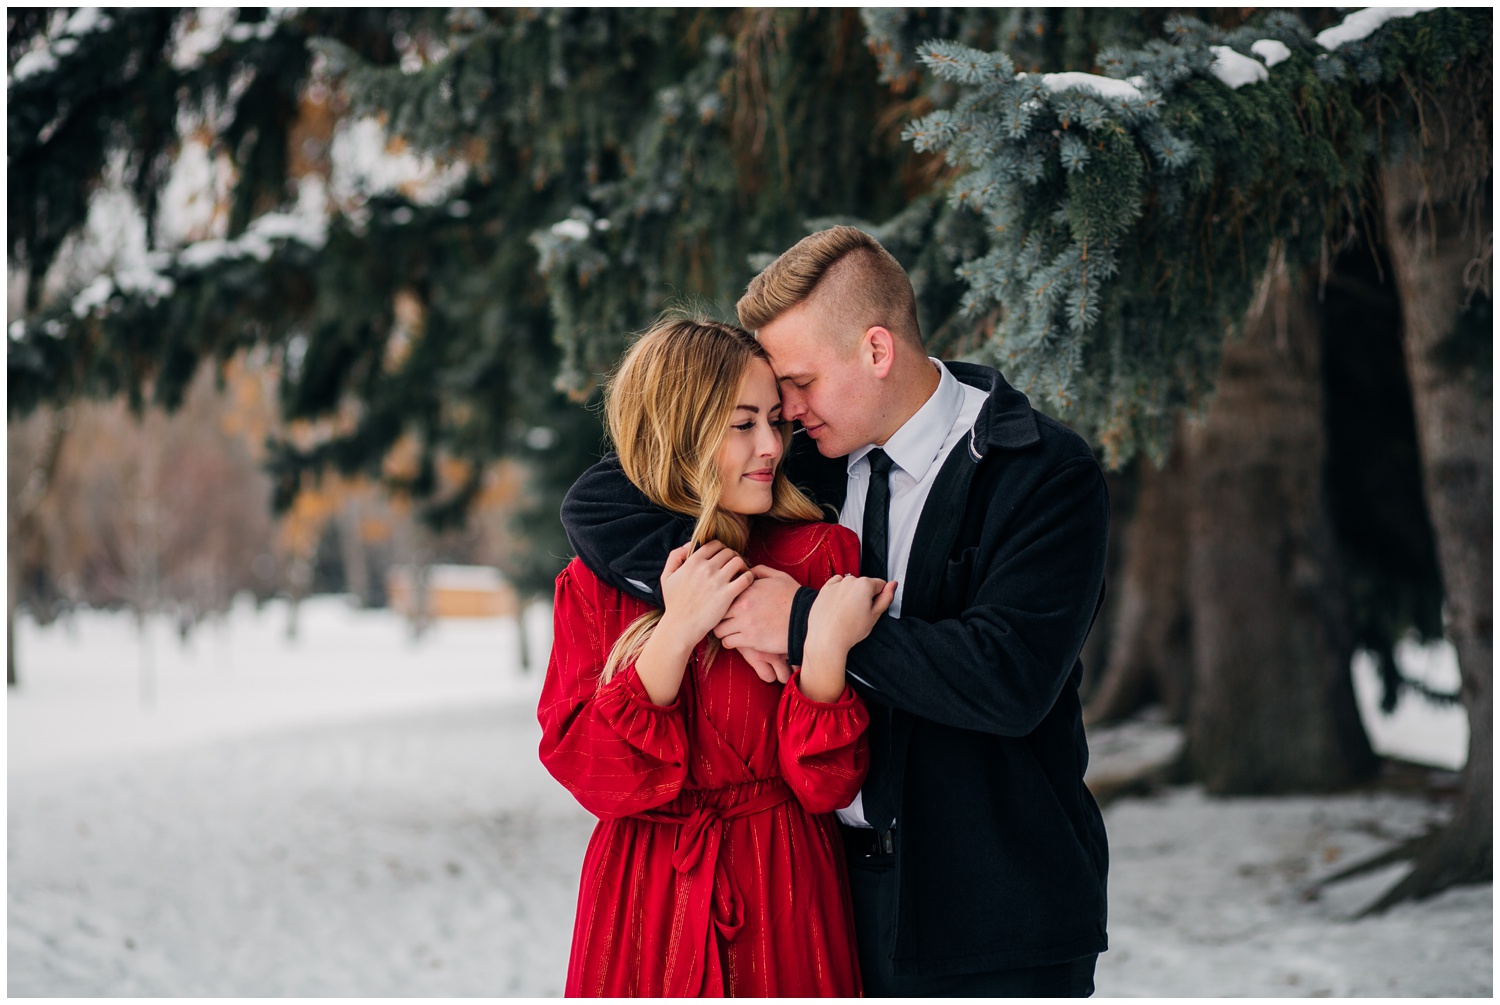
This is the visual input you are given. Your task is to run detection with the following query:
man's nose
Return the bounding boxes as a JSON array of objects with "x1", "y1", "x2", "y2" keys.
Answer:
[{"x1": 781, "y1": 392, "x2": 806, "y2": 420}]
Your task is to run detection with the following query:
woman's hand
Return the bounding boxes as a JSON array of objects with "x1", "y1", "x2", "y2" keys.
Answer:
[
  {"x1": 656, "y1": 540, "x2": 754, "y2": 652},
  {"x1": 797, "y1": 575, "x2": 896, "y2": 702},
  {"x1": 806, "y1": 575, "x2": 896, "y2": 656},
  {"x1": 634, "y1": 540, "x2": 752, "y2": 706}
]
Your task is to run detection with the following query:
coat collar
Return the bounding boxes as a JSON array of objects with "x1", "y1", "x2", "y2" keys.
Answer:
[
  {"x1": 938, "y1": 360, "x2": 1040, "y2": 457},
  {"x1": 787, "y1": 360, "x2": 1039, "y2": 501}
]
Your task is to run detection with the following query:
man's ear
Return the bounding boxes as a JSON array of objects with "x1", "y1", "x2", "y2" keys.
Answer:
[{"x1": 864, "y1": 326, "x2": 897, "y2": 379}]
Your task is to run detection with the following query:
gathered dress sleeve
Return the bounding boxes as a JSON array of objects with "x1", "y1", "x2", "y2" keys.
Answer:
[
  {"x1": 538, "y1": 559, "x2": 690, "y2": 819},
  {"x1": 773, "y1": 524, "x2": 870, "y2": 813}
]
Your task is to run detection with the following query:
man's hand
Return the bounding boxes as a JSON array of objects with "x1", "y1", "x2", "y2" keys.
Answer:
[
  {"x1": 712, "y1": 565, "x2": 799, "y2": 656},
  {"x1": 738, "y1": 647, "x2": 792, "y2": 685}
]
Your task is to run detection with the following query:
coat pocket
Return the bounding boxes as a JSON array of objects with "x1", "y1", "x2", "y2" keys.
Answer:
[{"x1": 939, "y1": 546, "x2": 979, "y2": 609}]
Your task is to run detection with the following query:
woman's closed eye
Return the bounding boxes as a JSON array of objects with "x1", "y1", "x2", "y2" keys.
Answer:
[{"x1": 732, "y1": 417, "x2": 787, "y2": 432}]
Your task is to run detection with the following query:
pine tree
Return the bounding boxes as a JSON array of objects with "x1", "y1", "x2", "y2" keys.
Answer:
[
  {"x1": 8, "y1": 9, "x2": 626, "y2": 597},
  {"x1": 6, "y1": 7, "x2": 1151, "y2": 600},
  {"x1": 908, "y1": 7, "x2": 1490, "y2": 906},
  {"x1": 8, "y1": 9, "x2": 945, "y2": 599}
]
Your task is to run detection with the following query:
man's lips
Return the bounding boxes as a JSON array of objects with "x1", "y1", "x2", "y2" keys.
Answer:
[
  {"x1": 802, "y1": 421, "x2": 824, "y2": 438},
  {"x1": 743, "y1": 469, "x2": 775, "y2": 483}
]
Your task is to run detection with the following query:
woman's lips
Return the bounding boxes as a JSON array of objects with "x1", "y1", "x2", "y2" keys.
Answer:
[{"x1": 743, "y1": 469, "x2": 775, "y2": 483}]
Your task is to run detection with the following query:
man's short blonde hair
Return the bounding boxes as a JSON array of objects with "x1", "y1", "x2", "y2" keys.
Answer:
[{"x1": 736, "y1": 226, "x2": 922, "y2": 350}]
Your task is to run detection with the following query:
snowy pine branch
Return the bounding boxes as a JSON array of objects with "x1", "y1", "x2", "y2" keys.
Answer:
[{"x1": 909, "y1": 6, "x2": 1486, "y2": 465}]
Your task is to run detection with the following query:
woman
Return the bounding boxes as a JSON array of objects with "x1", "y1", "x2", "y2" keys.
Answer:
[{"x1": 539, "y1": 316, "x2": 893, "y2": 997}]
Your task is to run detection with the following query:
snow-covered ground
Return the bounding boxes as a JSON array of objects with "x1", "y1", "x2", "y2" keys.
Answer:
[
  {"x1": 8, "y1": 600, "x2": 1491, "y2": 996},
  {"x1": 9, "y1": 596, "x2": 543, "y2": 773}
]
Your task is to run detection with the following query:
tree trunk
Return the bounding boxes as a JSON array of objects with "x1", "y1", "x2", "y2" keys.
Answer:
[
  {"x1": 1184, "y1": 255, "x2": 1378, "y2": 792},
  {"x1": 1086, "y1": 423, "x2": 1195, "y2": 725},
  {"x1": 7, "y1": 587, "x2": 17, "y2": 689},
  {"x1": 338, "y1": 497, "x2": 372, "y2": 607},
  {"x1": 7, "y1": 525, "x2": 20, "y2": 690},
  {"x1": 517, "y1": 600, "x2": 533, "y2": 673},
  {"x1": 1371, "y1": 152, "x2": 1492, "y2": 907},
  {"x1": 284, "y1": 556, "x2": 311, "y2": 641},
  {"x1": 7, "y1": 407, "x2": 73, "y2": 688}
]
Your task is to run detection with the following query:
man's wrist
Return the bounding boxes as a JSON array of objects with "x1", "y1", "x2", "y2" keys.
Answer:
[{"x1": 786, "y1": 586, "x2": 817, "y2": 666}]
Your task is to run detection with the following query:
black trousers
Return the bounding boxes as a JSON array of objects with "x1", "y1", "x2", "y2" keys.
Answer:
[{"x1": 844, "y1": 830, "x2": 1097, "y2": 997}]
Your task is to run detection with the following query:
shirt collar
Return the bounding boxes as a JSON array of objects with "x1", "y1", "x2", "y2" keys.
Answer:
[{"x1": 848, "y1": 359, "x2": 965, "y2": 481}]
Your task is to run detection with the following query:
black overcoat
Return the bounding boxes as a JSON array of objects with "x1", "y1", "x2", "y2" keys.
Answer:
[{"x1": 560, "y1": 361, "x2": 1110, "y2": 976}]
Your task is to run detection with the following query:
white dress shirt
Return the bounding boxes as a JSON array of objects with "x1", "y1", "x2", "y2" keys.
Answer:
[{"x1": 835, "y1": 359, "x2": 987, "y2": 827}]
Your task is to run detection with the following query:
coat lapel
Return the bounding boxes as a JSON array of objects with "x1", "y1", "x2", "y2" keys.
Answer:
[{"x1": 900, "y1": 439, "x2": 978, "y2": 622}]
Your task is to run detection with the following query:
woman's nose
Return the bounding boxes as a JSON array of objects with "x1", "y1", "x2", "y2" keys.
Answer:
[{"x1": 758, "y1": 424, "x2": 782, "y2": 458}]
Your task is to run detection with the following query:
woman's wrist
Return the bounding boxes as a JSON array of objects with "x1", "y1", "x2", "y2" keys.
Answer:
[
  {"x1": 634, "y1": 627, "x2": 696, "y2": 705},
  {"x1": 654, "y1": 611, "x2": 706, "y2": 656},
  {"x1": 796, "y1": 643, "x2": 848, "y2": 703},
  {"x1": 801, "y1": 625, "x2": 855, "y2": 668}
]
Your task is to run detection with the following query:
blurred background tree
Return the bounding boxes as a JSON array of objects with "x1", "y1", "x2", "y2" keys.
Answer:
[{"x1": 8, "y1": 6, "x2": 1488, "y2": 905}]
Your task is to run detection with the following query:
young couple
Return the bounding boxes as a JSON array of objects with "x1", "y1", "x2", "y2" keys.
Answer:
[{"x1": 539, "y1": 227, "x2": 1111, "y2": 997}]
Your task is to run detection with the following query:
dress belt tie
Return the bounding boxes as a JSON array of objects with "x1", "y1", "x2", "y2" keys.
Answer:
[{"x1": 637, "y1": 777, "x2": 795, "y2": 997}]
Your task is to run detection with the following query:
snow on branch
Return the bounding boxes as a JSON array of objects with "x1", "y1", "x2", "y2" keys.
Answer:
[
  {"x1": 68, "y1": 261, "x2": 176, "y2": 319},
  {"x1": 1038, "y1": 72, "x2": 1146, "y2": 102},
  {"x1": 1251, "y1": 40, "x2": 1292, "y2": 68},
  {"x1": 328, "y1": 118, "x2": 470, "y2": 213},
  {"x1": 1178, "y1": 9, "x2": 1442, "y2": 95},
  {"x1": 178, "y1": 206, "x2": 327, "y2": 270},
  {"x1": 53, "y1": 191, "x2": 329, "y2": 326},
  {"x1": 1205, "y1": 8, "x2": 1441, "y2": 94},
  {"x1": 1209, "y1": 46, "x2": 1269, "y2": 90},
  {"x1": 10, "y1": 7, "x2": 115, "y2": 82},
  {"x1": 1315, "y1": 7, "x2": 1441, "y2": 50},
  {"x1": 171, "y1": 8, "x2": 299, "y2": 70}
]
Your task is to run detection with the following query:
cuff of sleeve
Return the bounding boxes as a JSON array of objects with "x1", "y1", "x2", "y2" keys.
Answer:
[
  {"x1": 787, "y1": 586, "x2": 817, "y2": 666},
  {"x1": 606, "y1": 660, "x2": 683, "y2": 712},
  {"x1": 786, "y1": 667, "x2": 860, "y2": 709}
]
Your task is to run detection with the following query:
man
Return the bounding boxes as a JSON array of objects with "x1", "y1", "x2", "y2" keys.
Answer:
[{"x1": 561, "y1": 226, "x2": 1110, "y2": 995}]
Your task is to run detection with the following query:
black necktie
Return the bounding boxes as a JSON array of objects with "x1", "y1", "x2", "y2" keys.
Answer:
[
  {"x1": 859, "y1": 448, "x2": 896, "y2": 832},
  {"x1": 861, "y1": 449, "x2": 894, "y2": 579}
]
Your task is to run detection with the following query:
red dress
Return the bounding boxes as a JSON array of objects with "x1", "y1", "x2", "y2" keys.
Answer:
[{"x1": 539, "y1": 521, "x2": 868, "y2": 997}]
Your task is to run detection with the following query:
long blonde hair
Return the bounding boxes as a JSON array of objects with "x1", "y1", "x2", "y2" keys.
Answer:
[{"x1": 598, "y1": 316, "x2": 823, "y2": 684}]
